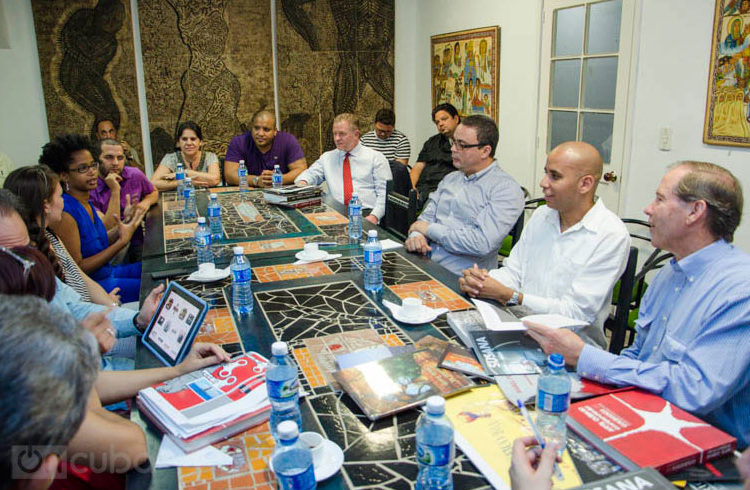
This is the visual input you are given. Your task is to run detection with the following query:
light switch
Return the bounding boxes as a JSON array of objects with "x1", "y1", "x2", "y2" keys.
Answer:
[{"x1": 659, "y1": 127, "x2": 672, "y2": 151}]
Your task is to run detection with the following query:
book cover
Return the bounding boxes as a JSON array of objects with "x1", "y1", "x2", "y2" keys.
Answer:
[
  {"x1": 469, "y1": 329, "x2": 546, "y2": 376},
  {"x1": 577, "y1": 467, "x2": 675, "y2": 490},
  {"x1": 274, "y1": 197, "x2": 322, "y2": 208},
  {"x1": 263, "y1": 184, "x2": 318, "y2": 195},
  {"x1": 333, "y1": 349, "x2": 474, "y2": 420},
  {"x1": 567, "y1": 390, "x2": 737, "y2": 475},
  {"x1": 439, "y1": 344, "x2": 492, "y2": 380},
  {"x1": 446, "y1": 309, "x2": 485, "y2": 346}
]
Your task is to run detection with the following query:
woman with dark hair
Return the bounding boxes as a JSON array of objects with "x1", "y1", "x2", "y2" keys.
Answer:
[
  {"x1": 4, "y1": 165, "x2": 121, "y2": 305},
  {"x1": 0, "y1": 245, "x2": 56, "y2": 301},
  {"x1": 151, "y1": 121, "x2": 221, "y2": 190},
  {"x1": 39, "y1": 134, "x2": 144, "y2": 304}
]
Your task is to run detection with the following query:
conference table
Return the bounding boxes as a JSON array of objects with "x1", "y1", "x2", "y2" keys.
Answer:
[{"x1": 126, "y1": 187, "x2": 665, "y2": 490}]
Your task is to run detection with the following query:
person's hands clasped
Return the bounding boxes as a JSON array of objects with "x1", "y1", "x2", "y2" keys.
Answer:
[
  {"x1": 509, "y1": 436, "x2": 560, "y2": 490},
  {"x1": 135, "y1": 284, "x2": 165, "y2": 330},
  {"x1": 177, "y1": 343, "x2": 232, "y2": 375},
  {"x1": 260, "y1": 169, "x2": 274, "y2": 187},
  {"x1": 81, "y1": 307, "x2": 117, "y2": 354},
  {"x1": 524, "y1": 321, "x2": 586, "y2": 368}
]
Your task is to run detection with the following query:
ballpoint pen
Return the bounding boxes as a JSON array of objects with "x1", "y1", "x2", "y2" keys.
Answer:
[
  {"x1": 310, "y1": 242, "x2": 337, "y2": 247},
  {"x1": 516, "y1": 400, "x2": 564, "y2": 480}
]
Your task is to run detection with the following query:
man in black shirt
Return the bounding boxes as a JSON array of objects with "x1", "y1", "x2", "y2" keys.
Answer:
[{"x1": 410, "y1": 103, "x2": 460, "y2": 207}]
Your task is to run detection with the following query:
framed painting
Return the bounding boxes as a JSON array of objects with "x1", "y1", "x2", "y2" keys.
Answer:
[
  {"x1": 704, "y1": 0, "x2": 750, "y2": 146},
  {"x1": 431, "y1": 26, "x2": 500, "y2": 120}
]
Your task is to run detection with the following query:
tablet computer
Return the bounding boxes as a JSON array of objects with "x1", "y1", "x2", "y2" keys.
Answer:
[{"x1": 142, "y1": 282, "x2": 209, "y2": 367}]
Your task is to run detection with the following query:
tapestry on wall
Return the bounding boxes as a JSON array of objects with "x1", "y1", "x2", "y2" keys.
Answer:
[
  {"x1": 138, "y1": 0, "x2": 275, "y2": 165},
  {"x1": 276, "y1": 0, "x2": 395, "y2": 163},
  {"x1": 30, "y1": 0, "x2": 144, "y2": 162},
  {"x1": 704, "y1": 0, "x2": 750, "y2": 147}
]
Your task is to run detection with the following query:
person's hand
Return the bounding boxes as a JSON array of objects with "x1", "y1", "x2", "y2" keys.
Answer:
[
  {"x1": 260, "y1": 169, "x2": 274, "y2": 187},
  {"x1": 123, "y1": 194, "x2": 135, "y2": 222},
  {"x1": 81, "y1": 307, "x2": 117, "y2": 354},
  {"x1": 120, "y1": 140, "x2": 131, "y2": 154},
  {"x1": 104, "y1": 172, "x2": 122, "y2": 192},
  {"x1": 108, "y1": 287, "x2": 121, "y2": 306},
  {"x1": 524, "y1": 321, "x2": 586, "y2": 368},
  {"x1": 296, "y1": 180, "x2": 308, "y2": 187},
  {"x1": 135, "y1": 283, "x2": 165, "y2": 330},
  {"x1": 365, "y1": 214, "x2": 378, "y2": 225},
  {"x1": 736, "y1": 447, "x2": 750, "y2": 490},
  {"x1": 135, "y1": 199, "x2": 150, "y2": 215},
  {"x1": 509, "y1": 436, "x2": 560, "y2": 490},
  {"x1": 459, "y1": 264, "x2": 489, "y2": 297},
  {"x1": 177, "y1": 342, "x2": 232, "y2": 375},
  {"x1": 116, "y1": 206, "x2": 146, "y2": 242},
  {"x1": 405, "y1": 232, "x2": 432, "y2": 255}
]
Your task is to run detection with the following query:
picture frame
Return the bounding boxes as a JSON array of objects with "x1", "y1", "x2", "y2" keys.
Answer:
[
  {"x1": 430, "y1": 26, "x2": 500, "y2": 120},
  {"x1": 704, "y1": 0, "x2": 750, "y2": 147}
]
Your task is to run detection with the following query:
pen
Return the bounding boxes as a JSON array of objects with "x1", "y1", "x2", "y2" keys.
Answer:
[
  {"x1": 516, "y1": 400, "x2": 564, "y2": 481},
  {"x1": 310, "y1": 242, "x2": 337, "y2": 247}
]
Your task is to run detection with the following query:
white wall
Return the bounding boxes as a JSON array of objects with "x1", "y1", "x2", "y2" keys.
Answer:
[
  {"x1": 394, "y1": 0, "x2": 543, "y2": 191},
  {"x1": 0, "y1": 0, "x2": 48, "y2": 167}
]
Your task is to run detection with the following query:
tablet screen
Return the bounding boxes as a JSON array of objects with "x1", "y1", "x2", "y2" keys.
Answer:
[{"x1": 143, "y1": 282, "x2": 208, "y2": 366}]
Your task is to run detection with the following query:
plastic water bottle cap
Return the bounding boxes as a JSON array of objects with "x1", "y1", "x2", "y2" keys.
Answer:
[
  {"x1": 351, "y1": 194, "x2": 358, "y2": 199},
  {"x1": 548, "y1": 353, "x2": 565, "y2": 369},
  {"x1": 274, "y1": 164, "x2": 280, "y2": 169},
  {"x1": 239, "y1": 160, "x2": 245, "y2": 164},
  {"x1": 425, "y1": 395, "x2": 446, "y2": 414},
  {"x1": 277, "y1": 420, "x2": 299, "y2": 440},
  {"x1": 210, "y1": 193, "x2": 217, "y2": 199},
  {"x1": 232, "y1": 246, "x2": 245, "y2": 255},
  {"x1": 367, "y1": 230, "x2": 378, "y2": 238},
  {"x1": 272, "y1": 341, "x2": 288, "y2": 356},
  {"x1": 197, "y1": 217, "x2": 206, "y2": 224},
  {"x1": 185, "y1": 177, "x2": 192, "y2": 182}
]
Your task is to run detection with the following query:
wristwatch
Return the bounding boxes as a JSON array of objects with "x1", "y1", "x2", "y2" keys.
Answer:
[
  {"x1": 253, "y1": 175, "x2": 260, "y2": 186},
  {"x1": 506, "y1": 290, "x2": 520, "y2": 306}
]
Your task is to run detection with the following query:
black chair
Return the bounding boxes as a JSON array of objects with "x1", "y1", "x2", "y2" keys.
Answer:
[
  {"x1": 388, "y1": 160, "x2": 412, "y2": 196},
  {"x1": 381, "y1": 180, "x2": 418, "y2": 241},
  {"x1": 219, "y1": 157, "x2": 226, "y2": 186}
]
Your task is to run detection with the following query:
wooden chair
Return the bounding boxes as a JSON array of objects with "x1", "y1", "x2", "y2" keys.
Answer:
[{"x1": 381, "y1": 180, "x2": 418, "y2": 241}]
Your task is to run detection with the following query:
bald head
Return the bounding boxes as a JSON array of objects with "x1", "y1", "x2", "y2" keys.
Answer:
[
  {"x1": 541, "y1": 141, "x2": 603, "y2": 216},
  {"x1": 252, "y1": 109, "x2": 276, "y2": 126},
  {"x1": 549, "y1": 141, "x2": 603, "y2": 183}
]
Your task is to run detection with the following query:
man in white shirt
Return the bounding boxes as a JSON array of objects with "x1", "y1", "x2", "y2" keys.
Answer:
[
  {"x1": 295, "y1": 113, "x2": 392, "y2": 224},
  {"x1": 459, "y1": 141, "x2": 630, "y2": 348}
]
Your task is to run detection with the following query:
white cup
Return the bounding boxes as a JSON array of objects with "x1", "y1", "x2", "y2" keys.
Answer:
[
  {"x1": 302, "y1": 242, "x2": 319, "y2": 257},
  {"x1": 299, "y1": 431, "x2": 325, "y2": 468},
  {"x1": 198, "y1": 262, "x2": 216, "y2": 274},
  {"x1": 401, "y1": 297, "x2": 423, "y2": 319}
]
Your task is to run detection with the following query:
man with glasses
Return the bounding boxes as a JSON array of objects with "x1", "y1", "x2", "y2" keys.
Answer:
[
  {"x1": 459, "y1": 141, "x2": 631, "y2": 348},
  {"x1": 405, "y1": 115, "x2": 524, "y2": 275}
]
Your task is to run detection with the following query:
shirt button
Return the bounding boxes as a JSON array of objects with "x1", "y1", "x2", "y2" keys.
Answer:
[
  {"x1": 662, "y1": 316, "x2": 667, "y2": 322},
  {"x1": 653, "y1": 346, "x2": 657, "y2": 352},
  {"x1": 675, "y1": 287, "x2": 680, "y2": 292}
]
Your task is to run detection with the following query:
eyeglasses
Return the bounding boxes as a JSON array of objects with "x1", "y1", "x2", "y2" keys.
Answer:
[
  {"x1": 449, "y1": 138, "x2": 486, "y2": 151},
  {"x1": 69, "y1": 161, "x2": 100, "y2": 174},
  {"x1": 0, "y1": 246, "x2": 35, "y2": 283}
]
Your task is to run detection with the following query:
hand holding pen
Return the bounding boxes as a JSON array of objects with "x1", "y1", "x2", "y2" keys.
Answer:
[{"x1": 516, "y1": 400, "x2": 564, "y2": 481}]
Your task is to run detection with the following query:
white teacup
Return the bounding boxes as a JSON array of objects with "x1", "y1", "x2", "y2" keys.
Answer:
[
  {"x1": 299, "y1": 431, "x2": 325, "y2": 468},
  {"x1": 198, "y1": 262, "x2": 216, "y2": 275},
  {"x1": 302, "y1": 243, "x2": 319, "y2": 258},
  {"x1": 401, "y1": 297, "x2": 423, "y2": 319}
]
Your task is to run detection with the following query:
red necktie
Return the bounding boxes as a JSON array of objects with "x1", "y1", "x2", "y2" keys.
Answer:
[{"x1": 343, "y1": 151, "x2": 353, "y2": 206}]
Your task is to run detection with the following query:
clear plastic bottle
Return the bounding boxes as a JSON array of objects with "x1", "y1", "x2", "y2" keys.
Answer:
[
  {"x1": 194, "y1": 217, "x2": 213, "y2": 266},
  {"x1": 175, "y1": 162, "x2": 185, "y2": 198},
  {"x1": 347, "y1": 194, "x2": 362, "y2": 242},
  {"x1": 267, "y1": 341, "x2": 302, "y2": 442},
  {"x1": 416, "y1": 396, "x2": 454, "y2": 490},
  {"x1": 207, "y1": 193, "x2": 223, "y2": 241},
  {"x1": 230, "y1": 246, "x2": 253, "y2": 314},
  {"x1": 271, "y1": 421, "x2": 316, "y2": 490},
  {"x1": 536, "y1": 353, "x2": 571, "y2": 455},
  {"x1": 183, "y1": 177, "x2": 197, "y2": 219},
  {"x1": 238, "y1": 160, "x2": 249, "y2": 200},
  {"x1": 363, "y1": 230, "x2": 383, "y2": 292},
  {"x1": 272, "y1": 164, "x2": 283, "y2": 189}
]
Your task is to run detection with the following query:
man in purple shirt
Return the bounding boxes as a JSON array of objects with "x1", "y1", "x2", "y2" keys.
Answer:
[
  {"x1": 224, "y1": 110, "x2": 307, "y2": 187},
  {"x1": 91, "y1": 139, "x2": 158, "y2": 261}
]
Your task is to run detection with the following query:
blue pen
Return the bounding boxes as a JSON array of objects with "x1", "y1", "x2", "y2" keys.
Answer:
[
  {"x1": 310, "y1": 242, "x2": 337, "y2": 247},
  {"x1": 516, "y1": 400, "x2": 564, "y2": 480}
]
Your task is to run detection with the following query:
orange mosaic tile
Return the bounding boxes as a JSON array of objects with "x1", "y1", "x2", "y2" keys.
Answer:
[
  {"x1": 293, "y1": 347, "x2": 327, "y2": 388},
  {"x1": 164, "y1": 222, "x2": 198, "y2": 240},
  {"x1": 253, "y1": 262, "x2": 333, "y2": 283},
  {"x1": 234, "y1": 237, "x2": 306, "y2": 255},
  {"x1": 388, "y1": 280, "x2": 472, "y2": 311},
  {"x1": 304, "y1": 210, "x2": 348, "y2": 226}
]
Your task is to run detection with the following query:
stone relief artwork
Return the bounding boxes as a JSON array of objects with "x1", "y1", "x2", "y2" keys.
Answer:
[
  {"x1": 31, "y1": 0, "x2": 143, "y2": 162},
  {"x1": 277, "y1": 0, "x2": 395, "y2": 162},
  {"x1": 138, "y1": 0, "x2": 274, "y2": 164}
]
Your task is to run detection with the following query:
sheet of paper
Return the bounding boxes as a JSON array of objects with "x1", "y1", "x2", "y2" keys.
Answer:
[
  {"x1": 471, "y1": 299, "x2": 525, "y2": 331},
  {"x1": 294, "y1": 253, "x2": 342, "y2": 265},
  {"x1": 380, "y1": 239, "x2": 403, "y2": 251},
  {"x1": 521, "y1": 313, "x2": 587, "y2": 329},
  {"x1": 154, "y1": 435, "x2": 233, "y2": 468}
]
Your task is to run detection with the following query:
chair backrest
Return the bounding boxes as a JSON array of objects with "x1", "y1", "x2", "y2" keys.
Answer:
[
  {"x1": 388, "y1": 160, "x2": 412, "y2": 196},
  {"x1": 219, "y1": 157, "x2": 226, "y2": 187},
  {"x1": 605, "y1": 246, "x2": 639, "y2": 354},
  {"x1": 382, "y1": 179, "x2": 417, "y2": 241}
]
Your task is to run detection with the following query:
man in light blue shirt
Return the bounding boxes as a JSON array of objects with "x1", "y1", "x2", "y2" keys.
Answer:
[
  {"x1": 405, "y1": 115, "x2": 524, "y2": 275},
  {"x1": 526, "y1": 161, "x2": 750, "y2": 448}
]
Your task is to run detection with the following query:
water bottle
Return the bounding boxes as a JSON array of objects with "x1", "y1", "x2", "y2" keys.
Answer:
[
  {"x1": 271, "y1": 421, "x2": 316, "y2": 490},
  {"x1": 272, "y1": 164, "x2": 283, "y2": 189},
  {"x1": 536, "y1": 353, "x2": 571, "y2": 455},
  {"x1": 363, "y1": 230, "x2": 383, "y2": 292},
  {"x1": 230, "y1": 246, "x2": 253, "y2": 314},
  {"x1": 175, "y1": 162, "x2": 185, "y2": 198},
  {"x1": 238, "y1": 159, "x2": 249, "y2": 200},
  {"x1": 194, "y1": 217, "x2": 213, "y2": 266},
  {"x1": 416, "y1": 396, "x2": 454, "y2": 490},
  {"x1": 348, "y1": 194, "x2": 362, "y2": 242},
  {"x1": 267, "y1": 341, "x2": 303, "y2": 442},
  {"x1": 183, "y1": 177, "x2": 197, "y2": 219},
  {"x1": 207, "y1": 193, "x2": 223, "y2": 241}
]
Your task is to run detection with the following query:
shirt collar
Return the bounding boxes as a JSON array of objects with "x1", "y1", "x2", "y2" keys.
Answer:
[
  {"x1": 463, "y1": 160, "x2": 496, "y2": 182},
  {"x1": 544, "y1": 198, "x2": 605, "y2": 234},
  {"x1": 341, "y1": 142, "x2": 363, "y2": 158},
  {"x1": 671, "y1": 239, "x2": 731, "y2": 279}
]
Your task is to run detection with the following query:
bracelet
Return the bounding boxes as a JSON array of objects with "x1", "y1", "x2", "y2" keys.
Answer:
[
  {"x1": 253, "y1": 175, "x2": 260, "y2": 186},
  {"x1": 133, "y1": 314, "x2": 143, "y2": 332}
]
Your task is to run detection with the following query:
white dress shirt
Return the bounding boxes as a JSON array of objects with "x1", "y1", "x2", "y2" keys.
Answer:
[
  {"x1": 295, "y1": 142, "x2": 392, "y2": 219},
  {"x1": 490, "y1": 199, "x2": 631, "y2": 348}
]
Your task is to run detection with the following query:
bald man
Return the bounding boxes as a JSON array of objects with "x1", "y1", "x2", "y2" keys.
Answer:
[
  {"x1": 459, "y1": 141, "x2": 630, "y2": 348},
  {"x1": 224, "y1": 110, "x2": 307, "y2": 187}
]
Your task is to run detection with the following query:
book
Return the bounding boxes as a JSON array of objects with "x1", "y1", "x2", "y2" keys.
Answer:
[
  {"x1": 438, "y1": 344, "x2": 492, "y2": 380},
  {"x1": 567, "y1": 390, "x2": 737, "y2": 475},
  {"x1": 469, "y1": 329, "x2": 546, "y2": 376},
  {"x1": 137, "y1": 352, "x2": 271, "y2": 452},
  {"x1": 273, "y1": 197, "x2": 322, "y2": 208},
  {"x1": 263, "y1": 184, "x2": 318, "y2": 195},
  {"x1": 446, "y1": 309, "x2": 485, "y2": 346},
  {"x1": 472, "y1": 298, "x2": 588, "y2": 331},
  {"x1": 263, "y1": 186, "x2": 321, "y2": 203},
  {"x1": 577, "y1": 467, "x2": 676, "y2": 490},
  {"x1": 494, "y1": 372, "x2": 634, "y2": 406},
  {"x1": 332, "y1": 348, "x2": 474, "y2": 420}
]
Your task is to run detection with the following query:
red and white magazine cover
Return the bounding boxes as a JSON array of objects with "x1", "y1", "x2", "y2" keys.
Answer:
[{"x1": 568, "y1": 390, "x2": 736, "y2": 475}]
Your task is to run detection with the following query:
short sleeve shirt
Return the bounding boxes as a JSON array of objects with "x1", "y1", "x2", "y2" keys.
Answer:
[
  {"x1": 158, "y1": 151, "x2": 219, "y2": 173},
  {"x1": 415, "y1": 133, "x2": 455, "y2": 200},
  {"x1": 225, "y1": 130, "x2": 305, "y2": 175}
]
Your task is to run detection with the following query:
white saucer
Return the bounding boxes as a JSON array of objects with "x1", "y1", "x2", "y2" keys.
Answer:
[
  {"x1": 269, "y1": 439, "x2": 344, "y2": 482},
  {"x1": 295, "y1": 249, "x2": 329, "y2": 261},
  {"x1": 187, "y1": 267, "x2": 230, "y2": 283},
  {"x1": 393, "y1": 306, "x2": 439, "y2": 324}
]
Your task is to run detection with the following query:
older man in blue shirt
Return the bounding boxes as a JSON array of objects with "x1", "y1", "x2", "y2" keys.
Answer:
[
  {"x1": 404, "y1": 115, "x2": 524, "y2": 275},
  {"x1": 526, "y1": 161, "x2": 750, "y2": 449}
]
